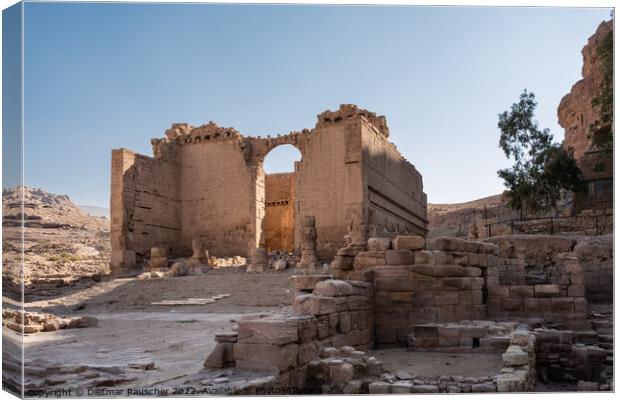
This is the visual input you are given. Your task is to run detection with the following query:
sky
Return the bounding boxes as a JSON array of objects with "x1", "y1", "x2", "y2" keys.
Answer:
[{"x1": 3, "y1": 2, "x2": 612, "y2": 207}]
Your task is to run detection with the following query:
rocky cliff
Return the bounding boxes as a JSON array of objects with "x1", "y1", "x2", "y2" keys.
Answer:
[{"x1": 558, "y1": 19, "x2": 613, "y2": 160}]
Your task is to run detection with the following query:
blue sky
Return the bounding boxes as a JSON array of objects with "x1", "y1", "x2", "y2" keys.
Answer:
[{"x1": 5, "y1": 2, "x2": 612, "y2": 206}]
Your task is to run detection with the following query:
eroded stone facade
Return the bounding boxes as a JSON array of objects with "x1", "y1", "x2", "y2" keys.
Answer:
[{"x1": 110, "y1": 105, "x2": 428, "y2": 272}]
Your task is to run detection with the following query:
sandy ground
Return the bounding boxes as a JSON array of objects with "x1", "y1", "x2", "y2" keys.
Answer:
[
  {"x1": 4, "y1": 309, "x2": 277, "y2": 396},
  {"x1": 2, "y1": 268, "x2": 295, "y2": 396},
  {"x1": 369, "y1": 348, "x2": 505, "y2": 378}
]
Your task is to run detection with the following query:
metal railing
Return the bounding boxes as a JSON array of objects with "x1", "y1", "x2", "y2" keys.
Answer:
[{"x1": 484, "y1": 212, "x2": 613, "y2": 237}]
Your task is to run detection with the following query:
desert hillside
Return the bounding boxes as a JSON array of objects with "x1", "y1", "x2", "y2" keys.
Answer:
[
  {"x1": 428, "y1": 193, "x2": 519, "y2": 238},
  {"x1": 2, "y1": 186, "x2": 111, "y2": 300}
]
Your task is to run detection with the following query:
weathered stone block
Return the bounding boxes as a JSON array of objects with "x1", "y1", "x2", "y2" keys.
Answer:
[
  {"x1": 386, "y1": 249, "x2": 414, "y2": 265},
  {"x1": 343, "y1": 380, "x2": 362, "y2": 394},
  {"x1": 471, "y1": 383, "x2": 496, "y2": 392},
  {"x1": 331, "y1": 255, "x2": 354, "y2": 271},
  {"x1": 353, "y1": 251, "x2": 386, "y2": 269},
  {"x1": 428, "y1": 237, "x2": 467, "y2": 252},
  {"x1": 488, "y1": 286, "x2": 509, "y2": 298},
  {"x1": 411, "y1": 385, "x2": 439, "y2": 393},
  {"x1": 237, "y1": 318, "x2": 299, "y2": 345},
  {"x1": 393, "y1": 235, "x2": 425, "y2": 251},
  {"x1": 502, "y1": 345, "x2": 528, "y2": 366},
  {"x1": 510, "y1": 330, "x2": 530, "y2": 346},
  {"x1": 391, "y1": 382, "x2": 413, "y2": 393},
  {"x1": 502, "y1": 298, "x2": 523, "y2": 311},
  {"x1": 567, "y1": 285, "x2": 585, "y2": 297},
  {"x1": 204, "y1": 342, "x2": 228, "y2": 368},
  {"x1": 409, "y1": 264, "x2": 468, "y2": 277},
  {"x1": 347, "y1": 269, "x2": 375, "y2": 282},
  {"x1": 314, "y1": 280, "x2": 353, "y2": 297},
  {"x1": 408, "y1": 307, "x2": 437, "y2": 324},
  {"x1": 551, "y1": 298, "x2": 574, "y2": 312},
  {"x1": 317, "y1": 316, "x2": 329, "y2": 339},
  {"x1": 338, "y1": 312, "x2": 352, "y2": 333},
  {"x1": 437, "y1": 305, "x2": 456, "y2": 321},
  {"x1": 444, "y1": 277, "x2": 472, "y2": 290},
  {"x1": 375, "y1": 278, "x2": 415, "y2": 292},
  {"x1": 297, "y1": 342, "x2": 319, "y2": 365},
  {"x1": 574, "y1": 297, "x2": 588, "y2": 313},
  {"x1": 293, "y1": 295, "x2": 342, "y2": 315},
  {"x1": 510, "y1": 285, "x2": 534, "y2": 298},
  {"x1": 496, "y1": 372, "x2": 527, "y2": 392},
  {"x1": 369, "y1": 381, "x2": 391, "y2": 394},
  {"x1": 523, "y1": 297, "x2": 539, "y2": 313},
  {"x1": 534, "y1": 284, "x2": 560, "y2": 297},
  {"x1": 413, "y1": 250, "x2": 434, "y2": 265},
  {"x1": 367, "y1": 237, "x2": 392, "y2": 251},
  {"x1": 330, "y1": 361, "x2": 354, "y2": 383},
  {"x1": 374, "y1": 265, "x2": 409, "y2": 278},
  {"x1": 233, "y1": 342, "x2": 298, "y2": 372},
  {"x1": 434, "y1": 292, "x2": 459, "y2": 306}
]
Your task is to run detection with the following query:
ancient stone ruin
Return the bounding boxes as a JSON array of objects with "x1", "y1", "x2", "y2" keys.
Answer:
[
  {"x1": 201, "y1": 234, "x2": 612, "y2": 393},
  {"x1": 110, "y1": 104, "x2": 428, "y2": 274}
]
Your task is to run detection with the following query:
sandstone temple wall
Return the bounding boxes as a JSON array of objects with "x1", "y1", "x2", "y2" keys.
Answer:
[
  {"x1": 294, "y1": 119, "x2": 365, "y2": 259},
  {"x1": 361, "y1": 120, "x2": 427, "y2": 238},
  {"x1": 110, "y1": 105, "x2": 428, "y2": 272},
  {"x1": 180, "y1": 139, "x2": 257, "y2": 257},
  {"x1": 110, "y1": 149, "x2": 181, "y2": 270}
]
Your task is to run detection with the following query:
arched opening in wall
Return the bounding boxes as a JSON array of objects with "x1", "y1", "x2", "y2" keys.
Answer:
[{"x1": 261, "y1": 145, "x2": 302, "y2": 253}]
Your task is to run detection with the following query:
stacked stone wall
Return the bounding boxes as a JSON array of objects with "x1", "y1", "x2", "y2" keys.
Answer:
[
  {"x1": 208, "y1": 278, "x2": 374, "y2": 387},
  {"x1": 574, "y1": 235, "x2": 613, "y2": 302},
  {"x1": 329, "y1": 235, "x2": 496, "y2": 346},
  {"x1": 406, "y1": 321, "x2": 515, "y2": 353},
  {"x1": 484, "y1": 236, "x2": 589, "y2": 329},
  {"x1": 534, "y1": 329, "x2": 607, "y2": 383}
]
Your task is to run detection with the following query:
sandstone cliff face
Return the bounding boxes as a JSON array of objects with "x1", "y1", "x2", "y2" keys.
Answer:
[{"x1": 558, "y1": 19, "x2": 613, "y2": 160}]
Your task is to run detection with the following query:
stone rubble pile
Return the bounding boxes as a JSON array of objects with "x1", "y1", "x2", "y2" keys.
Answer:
[{"x1": 2, "y1": 309, "x2": 98, "y2": 334}]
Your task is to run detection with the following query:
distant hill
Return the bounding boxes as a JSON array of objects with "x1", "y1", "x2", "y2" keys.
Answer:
[
  {"x1": 2, "y1": 186, "x2": 111, "y2": 300},
  {"x1": 428, "y1": 193, "x2": 519, "y2": 238},
  {"x1": 79, "y1": 205, "x2": 109, "y2": 218},
  {"x1": 2, "y1": 186, "x2": 109, "y2": 230}
]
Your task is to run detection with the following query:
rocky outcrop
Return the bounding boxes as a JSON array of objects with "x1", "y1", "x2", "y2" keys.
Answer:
[{"x1": 558, "y1": 19, "x2": 613, "y2": 161}]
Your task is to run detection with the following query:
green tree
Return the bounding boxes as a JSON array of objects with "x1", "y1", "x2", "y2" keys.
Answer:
[
  {"x1": 590, "y1": 27, "x2": 613, "y2": 151},
  {"x1": 497, "y1": 91, "x2": 584, "y2": 215}
]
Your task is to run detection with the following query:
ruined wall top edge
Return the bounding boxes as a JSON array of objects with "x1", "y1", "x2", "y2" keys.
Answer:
[{"x1": 152, "y1": 104, "x2": 390, "y2": 145}]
